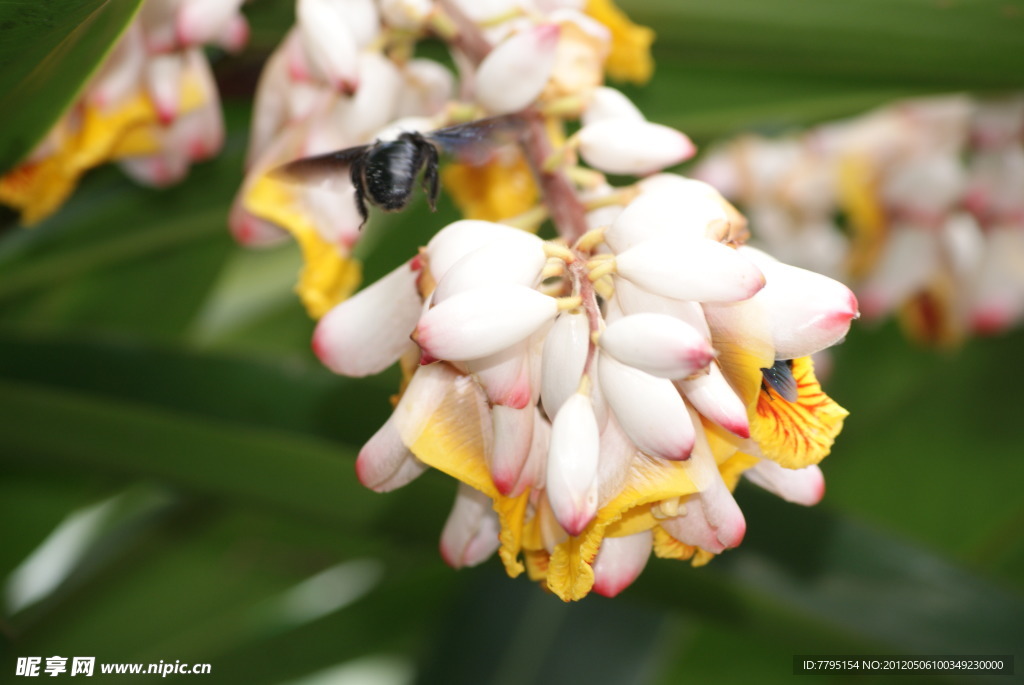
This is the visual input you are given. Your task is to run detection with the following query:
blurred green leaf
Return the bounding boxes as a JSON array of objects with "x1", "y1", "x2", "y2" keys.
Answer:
[
  {"x1": 0, "y1": 0, "x2": 144, "y2": 172},
  {"x1": 623, "y1": 0, "x2": 1024, "y2": 139}
]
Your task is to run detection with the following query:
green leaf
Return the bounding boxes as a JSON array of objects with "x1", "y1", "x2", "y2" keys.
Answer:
[
  {"x1": 621, "y1": 0, "x2": 1024, "y2": 138},
  {"x1": 0, "y1": 0, "x2": 145, "y2": 173}
]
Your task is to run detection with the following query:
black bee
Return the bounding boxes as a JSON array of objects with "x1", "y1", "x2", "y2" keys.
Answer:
[
  {"x1": 271, "y1": 114, "x2": 528, "y2": 227},
  {"x1": 761, "y1": 359, "x2": 798, "y2": 402}
]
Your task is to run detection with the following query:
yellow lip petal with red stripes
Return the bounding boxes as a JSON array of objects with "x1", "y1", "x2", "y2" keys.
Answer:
[{"x1": 750, "y1": 356, "x2": 848, "y2": 470}]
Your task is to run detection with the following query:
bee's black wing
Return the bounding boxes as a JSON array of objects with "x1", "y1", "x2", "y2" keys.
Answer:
[
  {"x1": 427, "y1": 114, "x2": 528, "y2": 165},
  {"x1": 269, "y1": 145, "x2": 371, "y2": 187},
  {"x1": 761, "y1": 360, "x2": 798, "y2": 402}
]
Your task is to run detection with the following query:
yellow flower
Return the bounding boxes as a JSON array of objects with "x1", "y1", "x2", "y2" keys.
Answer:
[
  {"x1": 441, "y1": 152, "x2": 539, "y2": 223},
  {"x1": 243, "y1": 174, "x2": 362, "y2": 318},
  {"x1": 585, "y1": 0, "x2": 655, "y2": 84},
  {"x1": 749, "y1": 356, "x2": 848, "y2": 469}
]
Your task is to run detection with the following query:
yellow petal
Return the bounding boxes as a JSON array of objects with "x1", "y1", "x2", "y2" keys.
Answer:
[
  {"x1": 441, "y1": 152, "x2": 539, "y2": 223},
  {"x1": 544, "y1": 454, "x2": 699, "y2": 601},
  {"x1": 399, "y1": 364, "x2": 531, "y2": 577},
  {"x1": 584, "y1": 0, "x2": 655, "y2": 84},
  {"x1": 243, "y1": 174, "x2": 362, "y2": 318},
  {"x1": 0, "y1": 72, "x2": 209, "y2": 225},
  {"x1": 837, "y1": 152, "x2": 887, "y2": 280},
  {"x1": 750, "y1": 356, "x2": 848, "y2": 469}
]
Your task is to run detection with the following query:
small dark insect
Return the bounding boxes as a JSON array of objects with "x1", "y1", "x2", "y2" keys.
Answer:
[
  {"x1": 271, "y1": 114, "x2": 528, "y2": 227},
  {"x1": 760, "y1": 359, "x2": 798, "y2": 402}
]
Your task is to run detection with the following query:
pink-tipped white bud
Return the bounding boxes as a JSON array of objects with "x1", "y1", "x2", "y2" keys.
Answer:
[
  {"x1": 216, "y1": 12, "x2": 250, "y2": 53},
  {"x1": 426, "y1": 221, "x2": 536, "y2": 284},
  {"x1": 355, "y1": 415, "x2": 429, "y2": 492},
  {"x1": 599, "y1": 313, "x2": 714, "y2": 380},
  {"x1": 440, "y1": 485, "x2": 501, "y2": 568},
  {"x1": 145, "y1": 52, "x2": 184, "y2": 124},
  {"x1": 612, "y1": 280, "x2": 712, "y2": 338},
  {"x1": 488, "y1": 404, "x2": 536, "y2": 496},
  {"x1": 86, "y1": 24, "x2": 145, "y2": 111},
  {"x1": 415, "y1": 285, "x2": 559, "y2": 362},
  {"x1": 598, "y1": 353, "x2": 694, "y2": 461},
  {"x1": 591, "y1": 530, "x2": 652, "y2": 598},
  {"x1": 297, "y1": 0, "x2": 360, "y2": 92},
  {"x1": 475, "y1": 24, "x2": 560, "y2": 115},
  {"x1": 432, "y1": 233, "x2": 546, "y2": 303},
  {"x1": 176, "y1": 0, "x2": 244, "y2": 47},
  {"x1": 119, "y1": 148, "x2": 189, "y2": 188},
  {"x1": 603, "y1": 183, "x2": 729, "y2": 252},
  {"x1": 582, "y1": 86, "x2": 644, "y2": 126},
  {"x1": 228, "y1": 199, "x2": 289, "y2": 246},
  {"x1": 675, "y1": 361, "x2": 750, "y2": 439},
  {"x1": 331, "y1": 53, "x2": 403, "y2": 142},
  {"x1": 547, "y1": 391, "x2": 600, "y2": 536},
  {"x1": 615, "y1": 236, "x2": 766, "y2": 303},
  {"x1": 857, "y1": 227, "x2": 937, "y2": 319},
  {"x1": 740, "y1": 246, "x2": 859, "y2": 359},
  {"x1": 465, "y1": 341, "x2": 534, "y2": 408},
  {"x1": 540, "y1": 309, "x2": 590, "y2": 421},
  {"x1": 660, "y1": 477, "x2": 746, "y2": 553},
  {"x1": 969, "y1": 225, "x2": 1024, "y2": 334},
  {"x1": 577, "y1": 119, "x2": 695, "y2": 176},
  {"x1": 313, "y1": 259, "x2": 422, "y2": 376},
  {"x1": 744, "y1": 461, "x2": 825, "y2": 506}
]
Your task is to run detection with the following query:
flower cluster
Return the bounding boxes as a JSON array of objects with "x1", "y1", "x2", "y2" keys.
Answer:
[
  {"x1": 232, "y1": 0, "x2": 655, "y2": 317},
  {"x1": 248, "y1": 0, "x2": 858, "y2": 600},
  {"x1": 0, "y1": 0, "x2": 247, "y2": 224},
  {"x1": 696, "y1": 94, "x2": 1024, "y2": 344},
  {"x1": 322, "y1": 173, "x2": 855, "y2": 601}
]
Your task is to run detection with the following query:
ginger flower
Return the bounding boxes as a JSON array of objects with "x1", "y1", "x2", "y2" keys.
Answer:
[
  {"x1": 696, "y1": 93, "x2": 1024, "y2": 343},
  {"x1": 0, "y1": 0, "x2": 247, "y2": 225},
  {"x1": 248, "y1": 0, "x2": 853, "y2": 600},
  {"x1": 316, "y1": 174, "x2": 856, "y2": 600}
]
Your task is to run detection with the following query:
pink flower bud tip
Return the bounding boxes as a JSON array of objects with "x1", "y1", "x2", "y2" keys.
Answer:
[
  {"x1": 719, "y1": 516, "x2": 746, "y2": 549},
  {"x1": 561, "y1": 510, "x2": 595, "y2": 537},
  {"x1": 971, "y1": 305, "x2": 1012, "y2": 335}
]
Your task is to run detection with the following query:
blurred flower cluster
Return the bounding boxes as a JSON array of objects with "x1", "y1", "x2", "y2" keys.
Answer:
[
  {"x1": 696, "y1": 94, "x2": 1024, "y2": 344},
  {"x1": 243, "y1": 0, "x2": 859, "y2": 600},
  {"x1": 0, "y1": 0, "x2": 248, "y2": 224}
]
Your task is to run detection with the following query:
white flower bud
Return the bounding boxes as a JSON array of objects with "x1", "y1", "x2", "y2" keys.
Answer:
[
  {"x1": 540, "y1": 309, "x2": 590, "y2": 421},
  {"x1": 476, "y1": 24, "x2": 560, "y2": 114},
  {"x1": 740, "y1": 246, "x2": 859, "y2": 359},
  {"x1": 440, "y1": 485, "x2": 501, "y2": 568},
  {"x1": 297, "y1": 0, "x2": 360, "y2": 92},
  {"x1": 660, "y1": 476, "x2": 746, "y2": 553},
  {"x1": 313, "y1": 259, "x2": 422, "y2": 376},
  {"x1": 577, "y1": 119, "x2": 695, "y2": 176},
  {"x1": 603, "y1": 182, "x2": 728, "y2": 252},
  {"x1": 415, "y1": 285, "x2": 559, "y2": 361},
  {"x1": 591, "y1": 530, "x2": 652, "y2": 598},
  {"x1": 675, "y1": 361, "x2": 750, "y2": 439},
  {"x1": 598, "y1": 353, "x2": 694, "y2": 461},
  {"x1": 145, "y1": 52, "x2": 184, "y2": 124},
  {"x1": 547, "y1": 391, "x2": 600, "y2": 535},
  {"x1": 432, "y1": 233, "x2": 546, "y2": 303},
  {"x1": 599, "y1": 312, "x2": 714, "y2": 379},
  {"x1": 489, "y1": 404, "x2": 535, "y2": 496},
  {"x1": 856, "y1": 227, "x2": 937, "y2": 319},
  {"x1": 582, "y1": 86, "x2": 644, "y2": 126},
  {"x1": 615, "y1": 235, "x2": 766, "y2": 303},
  {"x1": 176, "y1": 0, "x2": 244, "y2": 46},
  {"x1": 356, "y1": 415, "x2": 428, "y2": 492},
  {"x1": 744, "y1": 461, "x2": 825, "y2": 506},
  {"x1": 426, "y1": 220, "x2": 535, "y2": 284}
]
